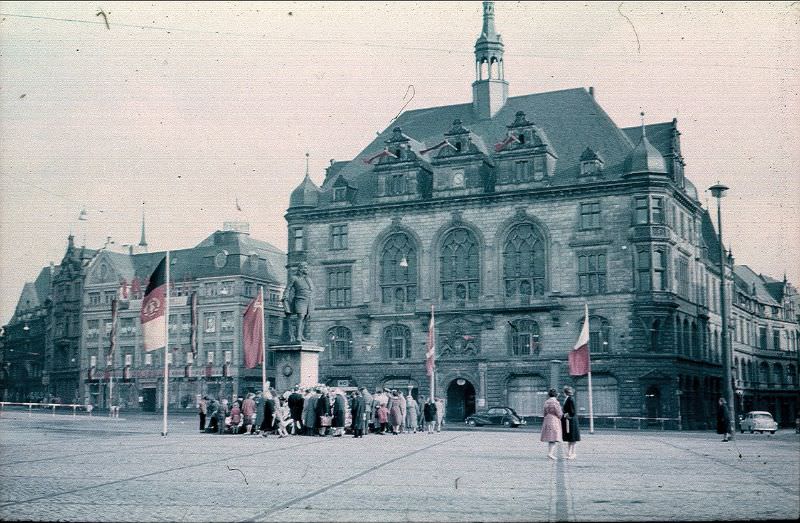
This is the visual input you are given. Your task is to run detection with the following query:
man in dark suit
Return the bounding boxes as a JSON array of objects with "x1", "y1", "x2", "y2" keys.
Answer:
[{"x1": 288, "y1": 386, "x2": 305, "y2": 435}]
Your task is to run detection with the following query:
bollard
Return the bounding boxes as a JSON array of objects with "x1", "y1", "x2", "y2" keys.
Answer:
[
  {"x1": 29, "y1": 403, "x2": 33, "y2": 417},
  {"x1": 52, "y1": 404, "x2": 56, "y2": 417},
  {"x1": 73, "y1": 405, "x2": 77, "y2": 417}
]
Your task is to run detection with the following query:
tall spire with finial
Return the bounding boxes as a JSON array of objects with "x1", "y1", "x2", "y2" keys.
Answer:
[
  {"x1": 138, "y1": 202, "x2": 148, "y2": 252},
  {"x1": 472, "y1": 1, "x2": 508, "y2": 119},
  {"x1": 640, "y1": 111, "x2": 646, "y2": 138},
  {"x1": 304, "y1": 152, "x2": 310, "y2": 178}
]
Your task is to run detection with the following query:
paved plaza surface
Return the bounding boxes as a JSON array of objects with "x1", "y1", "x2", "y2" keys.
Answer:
[{"x1": 0, "y1": 410, "x2": 797, "y2": 522}]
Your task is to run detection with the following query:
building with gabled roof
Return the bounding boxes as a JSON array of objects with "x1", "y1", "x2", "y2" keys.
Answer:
[{"x1": 283, "y1": 1, "x2": 799, "y2": 428}]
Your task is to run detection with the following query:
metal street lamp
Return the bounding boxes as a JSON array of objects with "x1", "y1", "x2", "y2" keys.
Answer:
[{"x1": 709, "y1": 182, "x2": 735, "y2": 436}]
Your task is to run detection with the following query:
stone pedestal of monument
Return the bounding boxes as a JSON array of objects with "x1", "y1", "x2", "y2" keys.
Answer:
[{"x1": 271, "y1": 342, "x2": 324, "y2": 392}]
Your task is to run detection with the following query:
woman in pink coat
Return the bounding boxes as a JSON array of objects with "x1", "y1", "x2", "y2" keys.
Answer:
[{"x1": 540, "y1": 388, "x2": 563, "y2": 459}]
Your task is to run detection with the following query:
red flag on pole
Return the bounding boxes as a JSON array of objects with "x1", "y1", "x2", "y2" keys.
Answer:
[
  {"x1": 242, "y1": 287, "x2": 264, "y2": 369},
  {"x1": 140, "y1": 256, "x2": 167, "y2": 352},
  {"x1": 569, "y1": 304, "x2": 591, "y2": 376},
  {"x1": 426, "y1": 305, "x2": 436, "y2": 377}
]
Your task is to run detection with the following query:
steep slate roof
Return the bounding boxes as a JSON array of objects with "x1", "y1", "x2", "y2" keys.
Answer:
[
  {"x1": 10, "y1": 266, "x2": 54, "y2": 322},
  {"x1": 699, "y1": 210, "x2": 722, "y2": 265},
  {"x1": 127, "y1": 230, "x2": 286, "y2": 285},
  {"x1": 314, "y1": 88, "x2": 643, "y2": 204},
  {"x1": 733, "y1": 265, "x2": 780, "y2": 306}
]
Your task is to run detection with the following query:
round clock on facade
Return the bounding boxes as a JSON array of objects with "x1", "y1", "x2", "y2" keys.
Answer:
[{"x1": 214, "y1": 250, "x2": 228, "y2": 268}]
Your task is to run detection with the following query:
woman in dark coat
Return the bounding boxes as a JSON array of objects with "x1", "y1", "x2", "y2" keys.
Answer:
[
  {"x1": 388, "y1": 390, "x2": 403, "y2": 435},
  {"x1": 716, "y1": 397, "x2": 732, "y2": 442},
  {"x1": 423, "y1": 397, "x2": 437, "y2": 434},
  {"x1": 561, "y1": 386, "x2": 580, "y2": 459},
  {"x1": 351, "y1": 391, "x2": 366, "y2": 438},
  {"x1": 259, "y1": 392, "x2": 276, "y2": 436},
  {"x1": 332, "y1": 390, "x2": 347, "y2": 437},
  {"x1": 315, "y1": 390, "x2": 331, "y2": 436}
]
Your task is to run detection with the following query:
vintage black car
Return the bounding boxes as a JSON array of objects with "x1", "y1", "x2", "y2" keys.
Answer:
[{"x1": 465, "y1": 406, "x2": 527, "y2": 427}]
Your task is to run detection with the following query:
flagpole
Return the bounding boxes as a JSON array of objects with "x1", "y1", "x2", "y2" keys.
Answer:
[
  {"x1": 162, "y1": 250, "x2": 170, "y2": 437},
  {"x1": 260, "y1": 286, "x2": 267, "y2": 393},
  {"x1": 109, "y1": 300, "x2": 115, "y2": 417},
  {"x1": 430, "y1": 305, "x2": 435, "y2": 401},
  {"x1": 587, "y1": 370, "x2": 594, "y2": 434}
]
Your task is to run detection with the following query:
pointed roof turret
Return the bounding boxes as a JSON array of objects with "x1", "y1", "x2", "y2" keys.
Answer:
[
  {"x1": 289, "y1": 153, "x2": 321, "y2": 209},
  {"x1": 138, "y1": 204, "x2": 148, "y2": 250},
  {"x1": 623, "y1": 112, "x2": 668, "y2": 175}
]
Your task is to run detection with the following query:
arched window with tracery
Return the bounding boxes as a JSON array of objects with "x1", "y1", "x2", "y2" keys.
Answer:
[
  {"x1": 380, "y1": 233, "x2": 417, "y2": 305},
  {"x1": 327, "y1": 326, "x2": 352, "y2": 361},
  {"x1": 440, "y1": 228, "x2": 479, "y2": 304},
  {"x1": 582, "y1": 315, "x2": 611, "y2": 353},
  {"x1": 508, "y1": 319, "x2": 540, "y2": 356},
  {"x1": 503, "y1": 223, "x2": 545, "y2": 301},
  {"x1": 383, "y1": 324, "x2": 411, "y2": 360}
]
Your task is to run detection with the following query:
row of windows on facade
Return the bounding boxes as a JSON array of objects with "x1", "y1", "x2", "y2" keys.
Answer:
[
  {"x1": 736, "y1": 292, "x2": 796, "y2": 321},
  {"x1": 732, "y1": 316, "x2": 799, "y2": 352},
  {"x1": 86, "y1": 281, "x2": 281, "y2": 304},
  {"x1": 87, "y1": 348, "x2": 242, "y2": 368},
  {"x1": 317, "y1": 232, "x2": 719, "y2": 309},
  {"x1": 734, "y1": 358, "x2": 798, "y2": 388},
  {"x1": 84, "y1": 313, "x2": 283, "y2": 337},
  {"x1": 291, "y1": 197, "x2": 700, "y2": 254},
  {"x1": 322, "y1": 318, "x2": 613, "y2": 361}
]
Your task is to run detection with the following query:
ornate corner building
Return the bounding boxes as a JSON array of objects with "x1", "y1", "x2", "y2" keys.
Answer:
[
  {"x1": 2, "y1": 225, "x2": 287, "y2": 411},
  {"x1": 284, "y1": 1, "x2": 800, "y2": 428}
]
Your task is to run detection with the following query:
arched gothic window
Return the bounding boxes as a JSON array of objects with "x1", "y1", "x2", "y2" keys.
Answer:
[
  {"x1": 508, "y1": 319, "x2": 540, "y2": 356},
  {"x1": 383, "y1": 324, "x2": 411, "y2": 360},
  {"x1": 503, "y1": 223, "x2": 545, "y2": 300},
  {"x1": 380, "y1": 233, "x2": 417, "y2": 305},
  {"x1": 440, "y1": 228, "x2": 479, "y2": 303},
  {"x1": 581, "y1": 315, "x2": 611, "y2": 353},
  {"x1": 327, "y1": 326, "x2": 352, "y2": 361}
]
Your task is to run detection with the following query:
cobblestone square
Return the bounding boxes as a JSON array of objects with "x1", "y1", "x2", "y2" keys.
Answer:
[{"x1": 0, "y1": 411, "x2": 797, "y2": 522}]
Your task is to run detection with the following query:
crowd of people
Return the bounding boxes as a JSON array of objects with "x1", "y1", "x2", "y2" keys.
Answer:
[{"x1": 197, "y1": 386, "x2": 446, "y2": 438}]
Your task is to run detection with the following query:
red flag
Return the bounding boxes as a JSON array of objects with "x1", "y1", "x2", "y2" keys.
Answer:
[
  {"x1": 242, "y1": 287, "x2": 264, "y2": 369},
  {"x1": 109, "y1": 299, "x2": 118, "y2": 357},
  {"x1": 494, "y1": 133, "x2": 520, "y2": 152},
  {"x1": 140, "y1": 256, "x2": 167, "y2": 352},
  {"x1": 189, "y1": 291, "x2": 198, "y2": 356},
  {"x1": 363, "y1": 148, "x2": 399, "y2": 165},
  {"x1": 569, "y1": 304, "x2": 591, "y2": 376},
  {"x1": 426, "y1": 305, "x2": 436, "y2": 377}
]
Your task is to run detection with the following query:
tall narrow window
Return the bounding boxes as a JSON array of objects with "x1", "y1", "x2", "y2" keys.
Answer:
[
  {"x1": 577, "y1": 252, "x2": 607, "y2": 294},
  {"x1": 580, "y1": 202, "x2": 601, "y2": 230},
  {"x1": 441, "y1": 228, "x2": 480, "y2": 303},
  {"x1": 677, "y1": 256, "x2": 689, "y2": 296},
  {"x1": 327, "y1": 267, "x2": 352, "y2": 308},
  {"x1": 582, "y1": 316, "x2": 611, "y2": 353},
  {"x1": 651, "y1": 197, "x2": 664, "y2": 224},
  {"x1": 508, "y1": 319, "x2": 540, "y2": 356},
  {"x1": 330, "y1": 224, "x2": 348, "y2": 250},
  {"x1": 634, "y1": 197, "x2": 649, "y2": 224},
  {"x1": 380, "y1": 233, "x2": 417, "y2": 305},
  {"x1": 383, "y1": 324, "x2": 411, "y2": 359},
  {"x1": 653, "y1": 249, "x2": 668, "y2": 291},
  {"x1": 503, "y1": 223, "x2": 545, "y2": 300},
  {"x1": 637, "y1": 249, "x2": 651, "y2": 291},
  {"x1": 327, "y1": 326, "x2": 353, "y2": 360},
  {"x1": 291, "y1": 227, "x2": 304, "y2": 252}
]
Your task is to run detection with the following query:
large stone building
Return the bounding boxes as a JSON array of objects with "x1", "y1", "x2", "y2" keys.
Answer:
[
  {"x1": 2, "y1": 224, "x2": 287, "y2": 410},
  {"x1": 285, "y1": 2, "x2": 800, "y2": 427}
]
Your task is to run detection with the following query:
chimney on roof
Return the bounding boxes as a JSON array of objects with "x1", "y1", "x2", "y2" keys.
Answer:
[{"x1": 589, "y1": 86, "x2": 595, "y2": 98}]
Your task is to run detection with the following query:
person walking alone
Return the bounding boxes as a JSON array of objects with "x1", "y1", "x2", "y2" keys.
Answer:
[
  {"x1": 541, "y1": 389, "x2": 563, "y2": 459},
  {"x1": 423, "y1": 397, "x2": 437, "y2": 434},
  {"x1": 717, "y1": 397, "x2": 733, "y2": 442},
  {"x1": 561, "y1": 386, "x2": 580, "y2": 459},
  {"x1": 198, "y1": 396, "x2": 207, "y2": 432}
]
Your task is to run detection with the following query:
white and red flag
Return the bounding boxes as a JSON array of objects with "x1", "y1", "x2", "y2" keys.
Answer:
[
  {"x1": 569, "y1": 303, "x2": 591, "y2": 376},
  {"x1": 426, "y1": 305, "x2": 436, "y2": 377},
  {"x1": 242, "y1": 287, "x2": 264, "y2": 369},
  {"x1": 140, "y1": 256, "x2": 167, "y2": 352}
]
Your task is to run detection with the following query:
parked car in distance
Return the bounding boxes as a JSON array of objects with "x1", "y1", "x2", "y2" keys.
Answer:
[
  {"x1": 739, "y1": 411, "x2": 778, "y2": 434},
  {"x1": 465, "y1": 407, "x2": 527, "y2": 427}
]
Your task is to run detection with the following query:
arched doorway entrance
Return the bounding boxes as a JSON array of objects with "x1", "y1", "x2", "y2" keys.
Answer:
[
  {"x1": 645, "y1": 385, "x2": 661, "y2": 426},
  {"x1": 446, "y1": 378, "x2": 475, "y2": 422}
]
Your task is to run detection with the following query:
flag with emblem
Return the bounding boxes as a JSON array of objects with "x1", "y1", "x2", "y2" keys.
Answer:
[
  {"x1": 140, "y1": 256, "x2": 167, "y2": 352},
  {"x1": 426, "y1": 305, "x2": 436, "y2": 377},
  {"x1": 242, "y1": 287, "x2": 264, "y2": 369}
]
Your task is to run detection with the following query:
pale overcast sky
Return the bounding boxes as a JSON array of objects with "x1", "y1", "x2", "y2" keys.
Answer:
[{"x1": 1, "y1": 1, "x2": 799, "y2": 325}]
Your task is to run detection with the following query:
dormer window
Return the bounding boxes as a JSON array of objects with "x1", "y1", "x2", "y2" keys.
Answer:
[
  {"x1": 579, "y1": 147, "x2": 604, "y2": 176},
  {"x1": 333, "y1": 186, "x2": 347, "y2": 202}
]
